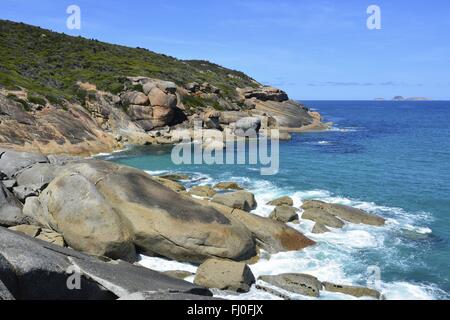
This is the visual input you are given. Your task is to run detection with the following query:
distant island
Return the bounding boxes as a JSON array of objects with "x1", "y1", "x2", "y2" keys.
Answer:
[{"x1": 374, "y1": 96, "x2": 432, "y2": 101}]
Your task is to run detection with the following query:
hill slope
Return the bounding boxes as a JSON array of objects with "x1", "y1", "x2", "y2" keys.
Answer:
[{"x1": 0, "y1": 20, "x2": 258, "y2": 102}]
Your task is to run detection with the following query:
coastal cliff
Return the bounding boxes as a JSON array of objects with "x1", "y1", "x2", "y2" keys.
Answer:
[{"x1": 0, "y1": 20, "x2": 327, "y2": 156}]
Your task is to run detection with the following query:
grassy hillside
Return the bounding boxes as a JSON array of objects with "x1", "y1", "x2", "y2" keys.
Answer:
[{"x1": 0, "y1": 20, "x2": 258, "y2": 103}]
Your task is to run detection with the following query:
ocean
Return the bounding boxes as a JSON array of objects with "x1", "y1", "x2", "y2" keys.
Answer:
[{"x1": 106, "y1": 100, "x2": 450, "y2": 300}]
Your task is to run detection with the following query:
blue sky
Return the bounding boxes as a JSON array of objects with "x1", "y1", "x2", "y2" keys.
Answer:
[{"x1": 1, "y1": 0, "x2": 450, "y2": 100}]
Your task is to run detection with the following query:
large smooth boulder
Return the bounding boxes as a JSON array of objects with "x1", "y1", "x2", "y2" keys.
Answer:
[
  {"x1": 267, "y1": 196, "x2": 294, "y2": 207},
  {"x1": 258, "y1": 273, "x2": 322, "y2": 298},
  {"x1": 120, "y1": 91, "x2": 149, "y2": 106},
  {"x1": 194, "y1": 259, "x2": 256, "y2": 293},
  {"x1": 322, "y1": 282, "x2": 381, "y2": 299},
  {"x1": 33, "y1": 173, "x2": 136, "y2": 261},
  {"x1": 152, "y1": 105, "x2": 175, "y2": 128},
  {"x1": 302, "y1": 201, "x2": 385, "y2": 226},
  {"x1": 153, "y1": 177, "x2": 186, "y2": 192},
  {"x1": 29, "y1": 160, "x2": 256, "y2": 264},
  {"x1": 0, "y1": 182, "x2": 25, "y2": 227},
  {"x1": 0, "y1": 227, "x2": 211, "y2": 300},
  {"x1": 15, "y1": 163, "x2": 59, "y2": 187},
  {"x1": 301, "y1": 208, "x2": 345, "y2": 229},
  {"x1": 312, "y1": 223, "x2": 330, "y2": 234},
  {"x1": 212, "y1": 191, "x2": 257, "y2": 212},
  {"x1": 234, "y1": 117, "x2": 261, "y2": 135},
  {"x1": 127, "y1": 104, "x2": 153, "y2": 122},
  {"x1": 148, "y1": 87, "x2": 177, "y2": 108},
  {"x1": 219, "y1": 111, "x2": 250, "y2": 125},
  {"x1": 269, "y1": 206, "x2": 299, "y2": 223},
  {"x1": 0, "y1": 149, "x2": 48, "y2": 178},
  {"x1": 200, "y1": 200, "x2": 315, "y2": 254}
]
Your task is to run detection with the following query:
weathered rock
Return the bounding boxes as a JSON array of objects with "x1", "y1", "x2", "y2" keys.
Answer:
[
  {"x1": 2, "y1": 180, "x2": 16, "y2": 189},
  {"x1": 127, "y1": 104, "x2": 153, "y2": 121},
  {"x1": 189, "y1": 185, "x2": 217, "y2": 198},
  {"x1": 238, "y1": 86, "x2": 289, "y2": 102},
  {"x1": 0, "y1": 182, "x2": 25, "y2": 227},
  {"x1": 201, "y1": 200, "x2": 315, "y2": 254},
  {"x1": 8, "y1": 224, "x2": 65, "y2": 246},
  {"x1": 36, "y1": 173, "x2": 136, "y2": 261},
  {"x1": 163, "y1": 270, "x2": 195, "y2": 280},
  {"x1": 259, "y1": 274, "x2": 322, "y2": 297},
  {"x1": 154, "y1": 177, "x2": 186, "y2": 192},
  {"x1": 219, "y1": 111, "x2": 250, "y2": 125},
  {"x1": 143, "y1": 79, "x2": 177, "y2": 95},
  {"x1": 302, "y1": 201, "x2": 385, "y2": 226},
  {"x1": 212, "y1": 191, "x2": 257, "y2": 212},
  {"x1": 159, "y1": 174, "x2": 190, "y2": 182},
  {"x1": 267, "y1": 196, "x2": 294, "y2": 207},
  {"x1": 0, "y1": 148, "x2": 48, "y2": 178},
  {"x1": 0, "y1": 227, "x2": 211, "y2": 299},
  {"x1": 15, "y1": 163, "x2": 59, "y2": 187},
  {"x1": 12, "y1": 185, "x2": 40, "y2": 201},
  {"x1": 234, "y1": 117, "x2": 261, "y2": 135},
  {"x1": 202, "y1": 109, "x2": 222, "y2": 130},
  {"x1": 148, "y1": 87, "x2": 177, "y2": 108},
  {"x1": 269, "y1": 206, "x2": 299, "y2": 223},
  {"x1": 322, "y1": 282, "x2": 381, "y2": 299},
  {"x1": 301, "y1": 208, "x2": 345, "y2": 229},
  {"x1": 120, "y1": 91, "x2": 150, "y2": 106},
  {"x1": 255, "y1": 284, "x2": 291, "y2": 300},
  {"x1": 214, "y1": 182, "x2": 244, "y2": 190},
  {"x1": 194, "y1": 259, "x2": 255, "y2": 293},
  {"x1": 152, "y1": 105, "x2": 175, "y2": 128},
  {"x1": 312, "y1": 223, "x2": 330, "y2": 234}
]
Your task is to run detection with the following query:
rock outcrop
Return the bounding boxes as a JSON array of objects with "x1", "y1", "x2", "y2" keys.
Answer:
[
  {"x1": 212, "y1": 191, "x2": 257, "y2": 212},
  {"x1": 267, "y1": 196, "x2": 294, "y2": 207},
  {"x1": 194, "y1": 259, "x2": 256, "y2": 293},
  {"x1": 322, "y1": 282, "x2": 381, "y2": 299},
  {"x1": 302, "y1": 201, "x2": 385, "y2": 226}
]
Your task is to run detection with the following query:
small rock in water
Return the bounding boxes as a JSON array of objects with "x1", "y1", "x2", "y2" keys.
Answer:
[
  {"x1": 159, "y1": 174, "x2": 190, "y2": 182},
  {"x1": 267, "y1": 196, "x2": 294, "y2": 207},
  {"x1": 189, "y1": 185, "x2": 217, "y2": 198},
  {"x1": 212, "y1": 191, "x2": 257, "y2": 212},
  {"x1": 194, "y1": 259, "x2": 256, "y2": 293},
  {"x1": 269, "y1": 205, "x2": 299, "y2": 223},
  {"x1": 322, "y1": 282, "x2": 381, "y2": 299},
  {"x1": 214, "y1": 182, "x2": 243, "y2": 191},
  {"x1": 312, "y1": 223, "x2": 330, "y2": 234},
  {"x1": 301, "y1": 208, "x2": 345, "y2": 228},
  {"x1": 258, "y1": 273, "x2": 322, "y2": 298}
]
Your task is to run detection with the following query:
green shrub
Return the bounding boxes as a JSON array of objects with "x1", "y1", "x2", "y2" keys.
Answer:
[
  {"x1": 28, "y1": 95, "x2": 47, "y2": 106},
  {"x1": 7, "y1": 94, "x2": 32, "y2": 111}
]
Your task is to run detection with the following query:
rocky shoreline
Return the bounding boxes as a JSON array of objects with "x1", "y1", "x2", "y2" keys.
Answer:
[
  {"x1": 1, "y1": 76, "x2": 330, "y2": 157},
  {"x1": 1, "y1": 147, "x2": 387, "y2": 300}
]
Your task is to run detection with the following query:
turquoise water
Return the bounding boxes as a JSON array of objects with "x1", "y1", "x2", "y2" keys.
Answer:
[{"x1": 108, "y1": 101, "x2": 450, "y2": 300}]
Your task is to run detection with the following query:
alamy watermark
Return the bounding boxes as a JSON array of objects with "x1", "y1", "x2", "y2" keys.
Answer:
[
  {"x1": 171, "y1": 121, "x2": 280, "y2": 176},
  {"x1": 66, "y1": 5, "x2": 81, "y2": 30},
  {"x1": 367, "y1": 5, "x2": 382, "y2": 30}
]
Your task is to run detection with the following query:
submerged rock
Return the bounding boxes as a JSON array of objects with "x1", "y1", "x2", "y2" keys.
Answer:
[
  {"x1": 212, "y1": 191, "x2": 257, "y2": 212},
  {"x1": 302, "y1": 201, "x2": 385, "y2": 226},
  {"x1": 258, "y1": 273, "x2": 322, "y2": 298},
  {"x1": 194, "y1": 259, "x2": 256, "y2": 293}
]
